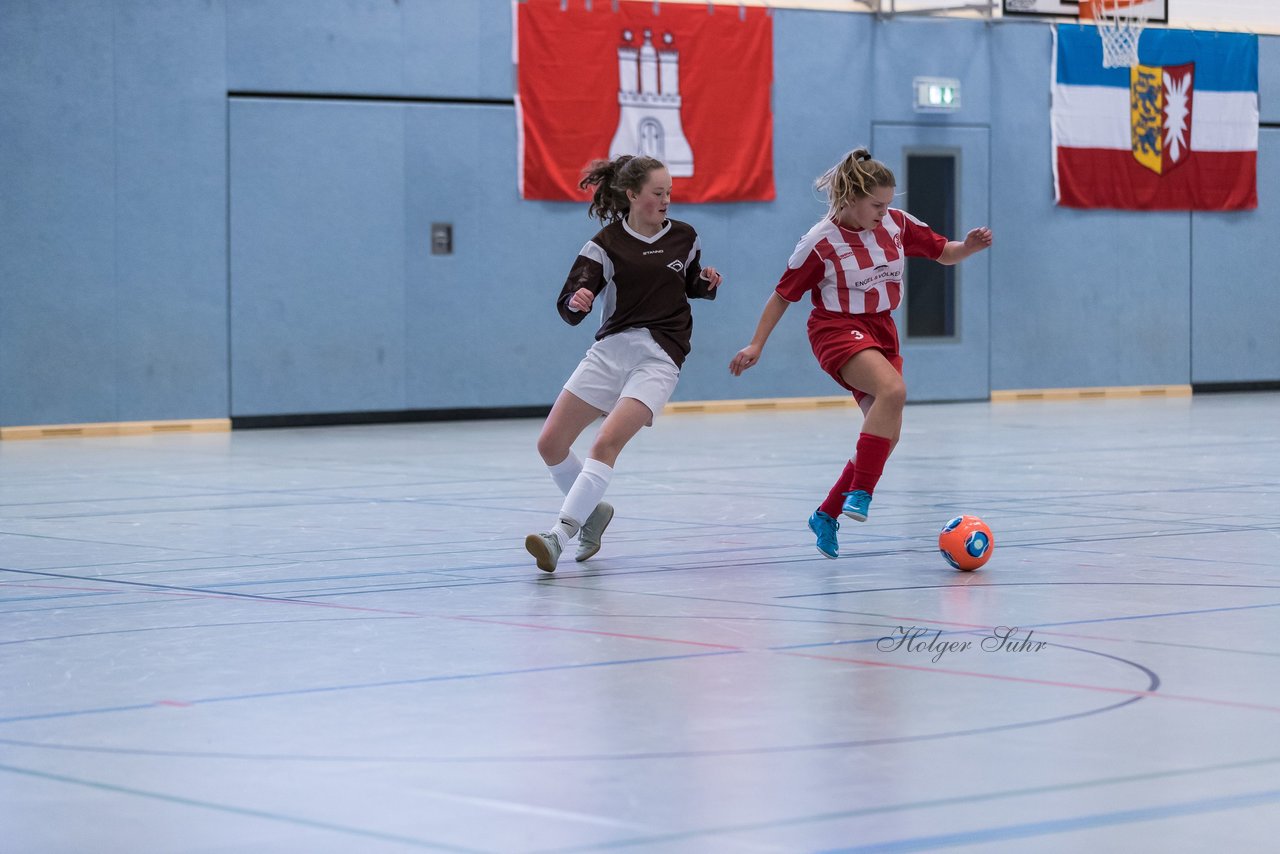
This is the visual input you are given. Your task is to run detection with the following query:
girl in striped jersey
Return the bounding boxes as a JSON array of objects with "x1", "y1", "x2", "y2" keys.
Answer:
[
  {"x1": 730, "y1": 148, "x2": 992, "y2": 559},
  {"x1": 524, "y1": 154, "x2": 723, "y2": 572}
]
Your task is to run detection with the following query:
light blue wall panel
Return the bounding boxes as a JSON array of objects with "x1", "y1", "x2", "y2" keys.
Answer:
[
  {"x1": 229, "y1": 100, "x2": 407, "y2": 415},
  {"x1": 878, "y1": 123, "x2": 992, "y2": 402},
  {"x1": 874, "y1": 17, "x2": 993, "y2": 127},
  {"x1": 988, "y1": 21, "x2": 1190, "y2": 390},
  {"x1": 227, "y1": 0, "x2": 512, "y2": 99},
  {"x1": 114, "y1": 0, "x2": 228, "y2": 420},
  {"x1": 5, "y1": 4, "x2": 1280, "y2": 429},
  {"x1": 403, "y1": 8, "x2": 884, "y2": 411},
  {"x1": 401, "y1": 0, "x2": 512, "y2": 99},
  {"x1": 671, "y1": 198, "x2": 827, "y2": 403},
  {"x1": 227, "y1": 0, "x2": 403, "y2": 94},
  {"x1": 404, "y1": 103, "x2": 590, "y2": 409},
  {"x1": 1191, "y1": 129, "x2": 1280, "y2": 383},
  {"x1": 0, "y1": 1, "x2": 118, "y2": 425},
  {"x1": 674, "y1": 10, "x2": 879, "y2": 404},
  {"x1": 1260, "y1": 35, "x2": 1280, "y2": 124}
]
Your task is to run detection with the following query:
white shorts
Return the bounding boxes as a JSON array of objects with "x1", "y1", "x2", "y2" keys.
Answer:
[{"x1": 563, "y1": 328, "x2": 680, "y2": 426}]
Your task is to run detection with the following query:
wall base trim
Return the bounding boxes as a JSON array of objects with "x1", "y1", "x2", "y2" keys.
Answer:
[
  {"x1": 0, "y1": 418, "x2": 231, "y2": 441},
  {"x1": 12, "y1": 382, "x2": 1267, "y2": 437},
  {"x1": 991, "y1": 385, "x2": 1192, "y2": 403},
  {"x1": 231, "y1": 406, "x2": 551, "y2": 429},
  {"x1": 664, "y1": 395, "x2": 859, "y2": 415}
]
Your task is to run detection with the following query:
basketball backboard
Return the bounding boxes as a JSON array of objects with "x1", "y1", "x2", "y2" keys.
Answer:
[{"x1": 1001, "y1": 0, "x2": 1168, "y2": 23}]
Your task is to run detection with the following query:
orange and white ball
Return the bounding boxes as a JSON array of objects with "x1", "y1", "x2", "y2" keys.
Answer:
[{"x1": 938, "y1": 515, "x2": 994, "y2": 571}]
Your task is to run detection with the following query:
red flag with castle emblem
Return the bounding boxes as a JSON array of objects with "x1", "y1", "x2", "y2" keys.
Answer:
[{"x1": 515, "y1": 0, "x2": 774, "y2": 203}]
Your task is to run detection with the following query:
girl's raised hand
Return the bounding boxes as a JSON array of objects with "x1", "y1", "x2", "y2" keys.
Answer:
[{"x1": 964, "y1": 227, "x2": 993, "y2": 252}]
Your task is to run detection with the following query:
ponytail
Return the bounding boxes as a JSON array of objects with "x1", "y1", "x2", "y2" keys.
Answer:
[
  {"x1": 815, "y1": 147, "x2": 896, "y2": 217},
  {"x1": 579, "y1": 154, "x2": 666, "y2": 223}
]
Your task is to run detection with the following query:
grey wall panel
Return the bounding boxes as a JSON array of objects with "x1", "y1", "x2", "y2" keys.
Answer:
[
  {"x1": 1191, "y1": 129, "x2": 1280, "y2": 383},
  {"x1": 0, "y1": 1, "x2": 118, "y2": 425},
  {"x1": 114, "y1": 0, "x2": 228, "y2": 420},
  {"x1": 229, "y1": 100, "x2": 407, "y2": 415}
]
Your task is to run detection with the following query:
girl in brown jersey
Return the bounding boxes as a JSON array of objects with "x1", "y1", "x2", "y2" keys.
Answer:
[
  {"x1": 730, "y1": 148, "x2": 991, "y2": 559},
  {"x1": 524, "y1": 154, "x2": 723, "y2": 572}
]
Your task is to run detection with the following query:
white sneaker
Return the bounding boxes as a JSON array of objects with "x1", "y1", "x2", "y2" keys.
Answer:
[
  {"x1": 575, "y1": 502, "x2": 615, "y2": 562},
  {"x1": 524, "y1": 531, "x2": 562, "y2": 573}
]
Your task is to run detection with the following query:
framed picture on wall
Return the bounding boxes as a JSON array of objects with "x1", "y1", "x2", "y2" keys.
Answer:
[{"x1": 1002, "y1": 0, "x2": 1167, "y2": 22}]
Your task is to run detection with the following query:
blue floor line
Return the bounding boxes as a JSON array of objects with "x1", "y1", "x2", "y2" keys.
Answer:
[
  {"x1": 558, "y1": 755, "x2": 1280, "y2": 851},
  {"x1": 0, "y1": 762, "x2": 477, "y2": 852},
  {"x1": 0, "y1": 650, "x2": 741, "y2": 725},
  {"x1": 818, "y1": 787, "x2": 1280, "y2": 853}
]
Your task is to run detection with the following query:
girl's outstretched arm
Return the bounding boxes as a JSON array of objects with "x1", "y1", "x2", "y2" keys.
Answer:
[
  {"x1": 937, "y1": 227, "x2": 993, "y2": 265},
  {"x1": 730, "y1": 292, "x2": 791, "y2": 376}
]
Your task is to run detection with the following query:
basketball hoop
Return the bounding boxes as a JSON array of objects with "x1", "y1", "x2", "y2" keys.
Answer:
[{"x1": 1080, "y1": 0, "x2": 1149, "y2": 69}]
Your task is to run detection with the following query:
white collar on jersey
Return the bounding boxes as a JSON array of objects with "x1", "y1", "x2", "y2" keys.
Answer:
[
  {"x1": 622, "y1": 217, "x2": 672, "y2": 244},
  {"x1": 833, "y1": 217, "x2": 875, "y2": 236}
]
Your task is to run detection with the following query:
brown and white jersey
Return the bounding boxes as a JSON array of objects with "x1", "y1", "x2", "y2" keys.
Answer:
[{"x1": 557, "y1": 218, "x2": 716, "y2": 368}]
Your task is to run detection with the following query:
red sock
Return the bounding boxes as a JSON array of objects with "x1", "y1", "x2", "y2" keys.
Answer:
[
  {"x1": 849, "y1": 433, "x2": 892, "y2": 495},
  {"x1": 818, "y1": 459, "x2": 856, "y2": 518}
]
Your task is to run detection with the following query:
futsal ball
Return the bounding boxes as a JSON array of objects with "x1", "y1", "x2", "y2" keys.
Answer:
[{"x1": 938, "y1": 515, "x2": 994, "y2": 571}]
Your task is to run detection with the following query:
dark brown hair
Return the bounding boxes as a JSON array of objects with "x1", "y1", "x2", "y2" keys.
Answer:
[{"x1": 579, "y1": 154, "x2": 666, "y2": 223}]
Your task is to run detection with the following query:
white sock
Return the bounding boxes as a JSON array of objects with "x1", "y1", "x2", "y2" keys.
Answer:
[
  {"x1": 547, "y1": 451, "x2": 583, "y2": 496},
  {"x1": 552, "y1": 458, "x2": 614, "y2": 545}
]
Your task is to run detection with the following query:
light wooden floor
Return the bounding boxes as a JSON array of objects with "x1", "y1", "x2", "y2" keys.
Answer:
[{"x1": 3, "y1": 393, "x2": 1279, "y2": 852}]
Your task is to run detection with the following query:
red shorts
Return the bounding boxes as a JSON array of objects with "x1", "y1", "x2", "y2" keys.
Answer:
[{"x1": 807, "y1": 308, "x2": 903, "y2": 402}]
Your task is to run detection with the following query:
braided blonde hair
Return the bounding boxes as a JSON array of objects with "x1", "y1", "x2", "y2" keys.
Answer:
[{"x1": 815, "y1": 147, "x2": 896, "y2": 218}]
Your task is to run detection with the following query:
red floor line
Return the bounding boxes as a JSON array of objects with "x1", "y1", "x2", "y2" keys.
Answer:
[
  {"x1": 452, "y1": 615, "x2": 742, "y2": 650},
  {"x1": 17, "y1": 574, "x2": 1276, "y2": 713}
]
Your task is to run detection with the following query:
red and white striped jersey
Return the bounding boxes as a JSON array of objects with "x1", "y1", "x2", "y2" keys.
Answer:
[{"x1": 774, "y1": 209, "x2": 947, "y2": 314}]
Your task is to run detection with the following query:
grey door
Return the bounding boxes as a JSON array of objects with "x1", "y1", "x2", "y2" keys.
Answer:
[{"x1": 872, "y1": 123, "x2": 991, "y2": 402}]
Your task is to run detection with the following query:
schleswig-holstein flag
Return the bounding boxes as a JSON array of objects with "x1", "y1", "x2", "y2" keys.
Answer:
[{"x1": 1052, "y1": 25, "x2": 1258, "y2": 210}]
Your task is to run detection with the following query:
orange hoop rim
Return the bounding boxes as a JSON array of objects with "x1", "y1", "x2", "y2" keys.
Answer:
[{"x1": 1079, "y1": 0, "x2": 1147, "y2": 22}]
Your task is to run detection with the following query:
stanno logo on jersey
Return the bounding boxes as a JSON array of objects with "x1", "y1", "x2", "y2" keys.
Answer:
[
  {"x1": 643, "y1": 249, "x2": 665, "y2": 255},
  {"x1": 667, "y1": 259, "x2": 685, "y2": 273}
]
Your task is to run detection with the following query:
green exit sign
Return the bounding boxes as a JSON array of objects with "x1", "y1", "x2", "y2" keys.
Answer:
[{"x1": 914, "y1": 76, "x2": 961, "y2": 112}]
